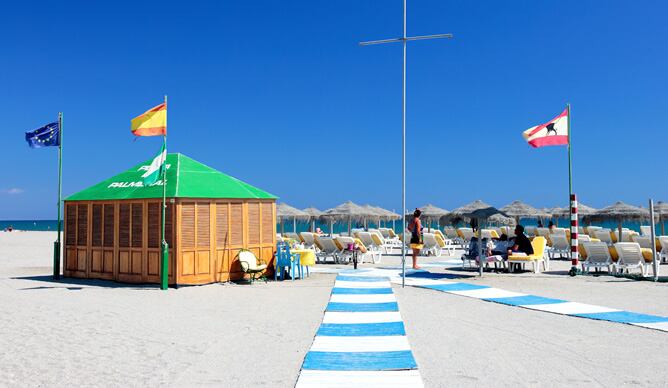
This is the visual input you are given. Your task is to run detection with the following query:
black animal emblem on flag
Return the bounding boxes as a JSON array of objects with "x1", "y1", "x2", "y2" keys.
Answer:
[{"x1": 545, "y1": 123, "x2": 558, "y2": 136}]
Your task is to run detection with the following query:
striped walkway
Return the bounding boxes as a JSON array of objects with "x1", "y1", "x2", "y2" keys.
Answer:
[
  {"x1": 394, "y1": 272, "x2": 668, "y2": 333},
  {"x1": 296, "y1": 275, "x2": 423, "y2": 387}
]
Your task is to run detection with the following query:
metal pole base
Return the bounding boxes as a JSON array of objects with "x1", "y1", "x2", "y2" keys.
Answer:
[
  {"x1": 161, "y1": 242, "x2": 169, "y2": 290},
  {"x1": 53, "y1": 241, "x2": 61, "y2": 280},
  {"x1": 568, "y1": 266, "x2": 579, "y2": 277}
]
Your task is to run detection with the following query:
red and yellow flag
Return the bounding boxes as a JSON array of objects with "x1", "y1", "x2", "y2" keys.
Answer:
[{"x1": 131, "y1": 103, "x2": 167, "y2": 136}]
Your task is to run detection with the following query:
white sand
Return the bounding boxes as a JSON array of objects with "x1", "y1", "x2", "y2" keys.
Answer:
[
  {"x1": 2, "y1": 233, "x2": 668, "y2": 387},
  {"x1": 0, "y1": 232, "x2": 332, "y2": 387}
]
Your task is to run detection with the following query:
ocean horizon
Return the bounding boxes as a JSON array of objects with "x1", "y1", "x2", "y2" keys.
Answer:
[{"x1": 3, "y1": 218, "x2": 664, "y2": 234}]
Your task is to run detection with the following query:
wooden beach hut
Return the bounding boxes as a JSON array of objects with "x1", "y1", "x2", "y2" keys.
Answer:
[{"x1": 63, "y1": 153, "x2": 277, "y2": 285}]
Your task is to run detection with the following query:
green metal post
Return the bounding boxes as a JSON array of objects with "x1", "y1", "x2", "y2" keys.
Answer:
[
  {"x1": 53, "y1": 112, "x2": 63, "y2": 279},
  {"x1": 161, "y1": 95, "x2": 169, "y2": 290}
]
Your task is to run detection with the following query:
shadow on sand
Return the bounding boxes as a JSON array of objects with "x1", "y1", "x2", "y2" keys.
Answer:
[{"x1": 12, "y1": 275, "x2": 161, "y2": 291}]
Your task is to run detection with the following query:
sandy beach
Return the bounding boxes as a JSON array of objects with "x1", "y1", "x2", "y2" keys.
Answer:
[{"x1": 2, "y1": 232, "x2": 668, "y2": 387}]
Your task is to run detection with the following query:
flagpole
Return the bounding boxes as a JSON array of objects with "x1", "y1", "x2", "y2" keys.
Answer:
[
  {"x1": 53, "y1": 112, "x2": 63, "y2": 280},
  {"x1": 567, "y1": 103, "x2": 579, "y2": 275},
  {"x1": 161, "y1": 95, "x2": 168, "y2": 290}
]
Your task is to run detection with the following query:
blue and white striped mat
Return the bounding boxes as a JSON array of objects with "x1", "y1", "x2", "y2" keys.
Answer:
[{"x1": 296, "y1": 275, "x2": 423, "y2": 387}]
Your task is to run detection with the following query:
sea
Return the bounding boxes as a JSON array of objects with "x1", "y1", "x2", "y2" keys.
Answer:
[{"x1": 2, "y1": 219, "x2": 664, "y2": 234}]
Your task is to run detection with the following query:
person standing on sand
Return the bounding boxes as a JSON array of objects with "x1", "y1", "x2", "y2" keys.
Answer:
[{"x1": 408, "y1": 208, "x2": 423, "y2": 269}]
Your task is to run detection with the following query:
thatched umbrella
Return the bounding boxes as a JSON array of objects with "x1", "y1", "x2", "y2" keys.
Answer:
[
  {"x1": 447, "y1": 200, "x2": 494, "y2": 225},
  {"x1": 550, "y1": 203, "x2": 597, "y2": 217},
  {"x1": 500, "y1": 200, "x2": 549, "y2": 222},
  {"x1": 488, "y1": 213, "x2": 516, "y2": 226},
  {"x1": 655, "y1": 201, "x2": 668, "y2": 235},
  {"x1": 585, "y1": 201, "x2": 650, "y2": 242},
  {"x1": 322, "y1": 201, "x2": 368, "y2": 234},
  {"x1": 276, "y1": 203, "x2": 309, "y2": 234},
  {"x1": 408, "y1": 204, "x2": 449, "y2": 231},
  {"x1": 365, "y1": 205, "x2": 399, "y2": 229},
  {"x1": 449, "y1": 201, "x2": 503, "y2": 277},
  {"x1": 303, "y1": 207, "x2": 323, "y2": 232}
]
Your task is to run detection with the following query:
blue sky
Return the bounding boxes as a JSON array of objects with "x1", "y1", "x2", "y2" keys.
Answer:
[{"x1": 1, "y1": 0, "x2": 666, "y2": 219}]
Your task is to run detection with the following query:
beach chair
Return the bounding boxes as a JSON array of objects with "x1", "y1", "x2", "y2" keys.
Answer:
[
  {"x1": 508, "y1": 236, "x2": 547, "y2": 273},
  {"x1": 640, "y1": 226, "x2": 651, "y2": 236},
  {"x1": 421, "y1": 233, "x2": 441, "y2": 257},
  {"x1": 356, "y1": 232, "x2": 382, "y2": 263},
  {"x1": 525, "y1": 226, "x2": 537, "y2": 236},
  {"x1": 458, "y1": 228, "x2": 474, "y2": 243},
  {"x1": 613, "y1": 230, "x2": 636, "y2": 243},
  {"x1": 658, "y1": 236, "x2": 668, "y2": 264},
  {"x1": 369, "y1": 230, "x2": 390, "y2": 256},
  {"x1": 632, "y1": 235, "x2": 654, "y2": 250},
  {"x1": 480, "y1": 229, "x2": 496, "y2": 239},
  {"x1": 299, "y1": 232, "x2": 317, "y2": 250},
  {"x1": 433, "y1": 232, "x2": 455, "y2": 256},
  {"x1": 586, "y1": 226, "x2": 602, "y2": 236},
  {"x1": 578, "y1": 234, "x2": 591, "y2": 242},
  {"x1": 614, "y1": 242, "x2": 650, "y2": 275},
  {"x1": 314, "y1": 236, "x2": 340, "y2": 263},
  {"x1": 582, "y1": 242, "x2": 615, "y2": 273},
  {"x1": 238, "y1": 249, "x2": 268, "y2": 283},
  {"x1": 614, "y1": 242, "x2": 649, "y2": 276},
  {"x1": 551, "y1": 227, "x2": 567, "y2": 235},
  {"x1": 549, "y1": 234, "x2": 570, "y2": 260},
  {"x1": 284, "y1": 232, "x2": 300, "y2": 241},
  {"x1": 595, "y1": 230, "x2": 613, "y2": 244},
  {"x1": 536, "y1": 227, "x2": 550, "y2": 237}
]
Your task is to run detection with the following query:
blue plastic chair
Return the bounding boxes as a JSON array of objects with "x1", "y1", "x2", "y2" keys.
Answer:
[
  {"x1": 274, "y1": 243, "x2": 291, "y2": 281},
  {"x1": 285, "y1": 244, "x2": 303, "y2": 281}
]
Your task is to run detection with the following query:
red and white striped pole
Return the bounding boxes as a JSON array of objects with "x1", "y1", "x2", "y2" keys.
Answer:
[{"x1": 570, "y1": 193, "x2": 579, "y2": 267}]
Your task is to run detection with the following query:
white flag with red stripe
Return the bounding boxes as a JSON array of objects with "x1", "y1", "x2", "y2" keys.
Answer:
[{"x1": 522, "y1": 108, "x2": 569, "y2": 148}]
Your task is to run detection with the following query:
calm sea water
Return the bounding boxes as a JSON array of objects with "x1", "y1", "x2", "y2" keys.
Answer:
[{"x1": 3, "y1": 219, "x2": 665, "y2": 234}]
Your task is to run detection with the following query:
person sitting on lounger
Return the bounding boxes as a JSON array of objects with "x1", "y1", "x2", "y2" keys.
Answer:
[{"x1": 507, "y1": 225, "x2": 533, "y2": 270}]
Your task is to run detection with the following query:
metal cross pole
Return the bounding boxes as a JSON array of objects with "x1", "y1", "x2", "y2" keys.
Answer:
[{"x1": 360, "y1": 0, "x2": 452, "y2": 287}]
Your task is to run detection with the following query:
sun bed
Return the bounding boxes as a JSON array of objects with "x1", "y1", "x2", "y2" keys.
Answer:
[
  {"x1": 524, "y1": 226, "x2": 537, "y2": 236},
  {"x1": 356, "y1": 232, "x2": 382, "y2": 263},
  {"x1": 508, "y1": 236, "x2": 547, "y2": 273},
  {"x1": 595, "y1": 230, "x2": 613, "y2": 244},
  {"x1": 640, "y1": 225, "x2": 652, "y2": 236},
  {"x1": 659, "y1": 236, "x2": 668, "y2": 264},
  {"x1": 420, "y1": 233, "x2": 441, "y2": 257},
  {"x1": 614, "y1": 242, "x2": 650, "y2": 275},
  {"x1": 631, "y1": 235, "x2": 654, "y2": 250},
  {"x1": 581, "y1": 242, "x2": 615, "y2": 273},
  {"x1": 314, "y1": 236, "x2": 340, "y2": 263},
  {"x1": 549, "y1": 234, "x2": 570, "y2": 260},
  {"x1": 299, "y1": 232, "x2": 317, "y2": 250},
  {"x1": 458, "y1": 228, "x2": 474, "y2": 243}
]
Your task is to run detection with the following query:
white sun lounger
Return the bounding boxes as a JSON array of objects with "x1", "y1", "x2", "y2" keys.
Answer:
[
  {"x1": 314, "y1": 236, "x2": 341, "y2": 264},
  {"x1": 356, "y1": 232, "x2": 382, "y2": 263},
  {"x1": 420, "y1": 233, "x2": 441, "y2": 257},
  {"x1": 299, "y1": 232, "x2": 317, "y2": 250},
  {"x1": 632, "y1": 235, "x2": 654, "y2": 250},
  {"x1": 614, "y1": 242, "x2": 649, "y2": 276},
  {"x1": 582, "y1": 242, "x2": 615, "y2": 273},
  {"x1": 549, "y1": 234, "x2": 570, "y2": 260},
  {"x1": 595, "y1": 230, "x2": 613, "y2": 244},
  {"x1": 659, "y1": 236, "x2": 668, "y2": 264}
]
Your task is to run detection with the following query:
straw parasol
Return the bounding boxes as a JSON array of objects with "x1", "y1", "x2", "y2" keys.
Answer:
[
  {"x1": 550, "y1": 203, "x2": 598, "y2": 225},
  {"x1": 276, "y1": 203, "x2": 309, "y2": 234},
  {"x1": 448, "y1": 200, "x2": 503, "y2": 277},
  {"x1": 409, "y1": 204, "x2": 449, "y2": 231},
  {"x1": 585, "y1": 201, "x2": 650, "y2": 242},
  {"x1": 364, "y1": 205, "x2": 400, "y2": 228},
  {"x1": 488, "y1": 213, "x2": 516, "y2": 226},
  {"x1": 322, "y1": 201, "x2": 368, "y2": 234},
  {"x1": 303, "y1": 207, "x2": 323, "y2": 232},
  {"x1": 447, "y1": 200, "x2": 494, "y2": 224},
  {"x1": 500, "y1": 200, "x2": 550, "y2": 220}
]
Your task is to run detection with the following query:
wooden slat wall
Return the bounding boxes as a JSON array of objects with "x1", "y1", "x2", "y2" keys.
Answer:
[{"x1": 63, "y1": 198, "x2": 276, "y2": 286}]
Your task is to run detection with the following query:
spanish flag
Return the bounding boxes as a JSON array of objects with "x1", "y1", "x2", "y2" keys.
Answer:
[{"x1": 131, "y1": 103, "x2": 167, "y2": 136}]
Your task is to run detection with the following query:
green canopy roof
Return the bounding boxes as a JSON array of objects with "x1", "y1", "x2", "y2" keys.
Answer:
[{"x1": 66, "y1": 153, "x2": 277, "y2": 201}]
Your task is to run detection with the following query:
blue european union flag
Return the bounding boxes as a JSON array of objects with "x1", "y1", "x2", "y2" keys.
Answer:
[{"x1": 25, "y1": 122, "x2": 60, "y2": 148}]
